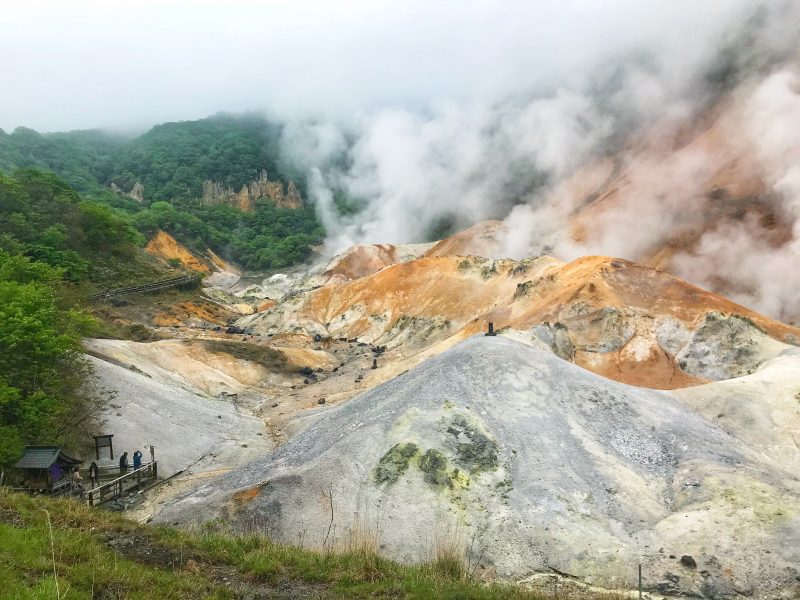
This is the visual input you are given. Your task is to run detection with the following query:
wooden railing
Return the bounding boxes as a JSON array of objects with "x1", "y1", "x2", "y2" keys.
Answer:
[
  {"x1": 86, "y1": 462, "x2": 158, "y2": 506},
  {"x1": 51, "y1": 477, "x2": 73, "y2": 496},
  {"x1": 89, "y1": 274, "x2": 200, "y2": 301}
]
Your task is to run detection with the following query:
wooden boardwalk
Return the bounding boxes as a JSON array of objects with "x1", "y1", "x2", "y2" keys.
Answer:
[
  {"x1": 86, "y1": 462, "x2": 158, "y2": 506},
  {"x1": 89, "y1": 274, "x2": 200, "y2": 301}
]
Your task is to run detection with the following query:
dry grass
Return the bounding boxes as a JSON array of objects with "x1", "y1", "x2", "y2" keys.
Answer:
[
  {"x1": 339, "y1": 515, "x2": 382, "y2": 557},
  {"x1": 202, "y1": 339, "x2": 298, "y2": 373},
  {"x1": 428, "y1": 522, "x2": 468, "y2": 580}
]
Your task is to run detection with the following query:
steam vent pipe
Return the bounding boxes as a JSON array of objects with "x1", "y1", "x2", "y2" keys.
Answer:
[{"x1": 485, "y1": 322, "x2": 497, "y2": 336}]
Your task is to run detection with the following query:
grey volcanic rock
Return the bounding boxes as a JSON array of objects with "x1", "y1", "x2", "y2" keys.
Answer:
[
  {"x1": 88, "y1": 355, "x2": 270, "y2": 478},
  {"x1": 531, "y1": 322, "x2": 574, "y2": 360},
  {"x1": 674, "y1": 312, "x2": 787, "y2": 381},
  {"x1": 157, "y1": 336, "x2": 800, "y2": 598}
]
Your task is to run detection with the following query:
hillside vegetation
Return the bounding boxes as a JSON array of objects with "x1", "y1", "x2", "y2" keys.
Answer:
[
  {"x1": 0, "y1": 491, "x2": 554, "y2": 600},
  {"x1": 0, "y1": 114, "x2": 325, "y2": 271},
  {"x1": 0, "y1": 127, "x2": 127, "y2": 196},
  {"x1": 0, "y1": 169, "x2": 145, "y2": 283},
  {"x1": 0, "y1": 170, "x2": 166, "y2": 466},
  {"x1": 108, "y1": 114, "x2": 292, "y2": 202}
]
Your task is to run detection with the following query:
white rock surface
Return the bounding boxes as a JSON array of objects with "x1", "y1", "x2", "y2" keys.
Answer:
[
  {"x1": 157, "y1": 336, "x2": 800, "y2": 598},
  {"x1": 87, "y1": 355, "x2": 270, "y2": 478}
]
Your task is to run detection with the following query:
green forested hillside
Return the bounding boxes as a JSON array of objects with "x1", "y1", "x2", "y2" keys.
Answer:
[
  {"x1": 0, "y1": 114, "x2": 300, "y2": 202},
  {"x1": 0, "y1": 114, "x2": 323, "y2": 271},
  {"x1": 0, "y1": 170, "x2": 148, "y2": 465},
  {"x1": 109, "y1": 113, "x2": 299, "y2": 202},
  {"x1": 133, "y1": 200, "x2": 324, "y2": 270},
  {"x1": 0, "y1": 169, "x2": 144, "y2": 283},
  {"x1": 0, "y1": 127, "x2": 128, "y2": 195}
]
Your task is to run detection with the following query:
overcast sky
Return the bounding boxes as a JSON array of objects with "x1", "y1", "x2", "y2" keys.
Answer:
[{"x1": 0, "y1": 0, "x2": 757, "y2": 132}]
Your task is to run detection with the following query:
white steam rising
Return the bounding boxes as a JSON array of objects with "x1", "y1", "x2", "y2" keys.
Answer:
[
  {"x1": 672, "y1": 70, "x2": 800, "y2": 322},
  {"x1": 284, "y1": 1, "x2": 800, "y2": 323}
]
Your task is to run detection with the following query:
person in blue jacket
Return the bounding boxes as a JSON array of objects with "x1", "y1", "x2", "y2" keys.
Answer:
[{"x1": 133, "y1": 450, "x2": 143, "y2": 470}]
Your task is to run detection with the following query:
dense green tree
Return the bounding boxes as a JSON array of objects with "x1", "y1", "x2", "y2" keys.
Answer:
[
  {"x1": 0, "y1": 252, "x2": 92, "y2": 465},
  {"x1": 109, "y1": 113, "x2": 289, "y2": 202},
  {"x1": 0, "y1": 170, "x2": 141, "y2": 282}
]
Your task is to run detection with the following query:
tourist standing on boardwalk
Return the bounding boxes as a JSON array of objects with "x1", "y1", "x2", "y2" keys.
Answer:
[{"x1": 88, "y1": 461, "x2": 99, "y2": 488}]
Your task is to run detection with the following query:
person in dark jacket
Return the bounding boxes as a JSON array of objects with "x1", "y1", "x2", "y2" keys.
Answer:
[
  {"x1": 133, "y1": 450, "x2": 143, "y2": 470},
  {"x1": 88, "y1": 461, "x2": 99, "y2": 489},
  {"x1": 119, "y1": 452, "x2": 129, "y2": 475}
]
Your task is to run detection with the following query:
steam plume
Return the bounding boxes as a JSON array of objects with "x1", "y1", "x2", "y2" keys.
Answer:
[{"x1": 287, "y1": 1, "x2": 800, "y2": 322}]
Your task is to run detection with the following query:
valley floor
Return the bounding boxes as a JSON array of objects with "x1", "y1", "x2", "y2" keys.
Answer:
[{"x1": 71, "y1": 236, "x2": 800, "y2": 598}]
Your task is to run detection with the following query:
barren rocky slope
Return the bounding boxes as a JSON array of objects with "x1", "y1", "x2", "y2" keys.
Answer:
[
  {"x1": 87, "y1": 354, "x2": 270, "y2": 478},
  {"x1": 91, "y1": 221, "x2": 800, "y2": 598},
  {"x1": 235, "y1": 248, "x2": 800, "y2": 390},
  {"x1": 157, "y1": 335, "x2": 800, "y2": 599}
]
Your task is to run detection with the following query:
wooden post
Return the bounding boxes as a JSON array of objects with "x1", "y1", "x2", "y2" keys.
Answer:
[
  {"x1": 94, "y1": 434, "x2": 114, "y2": 460},
  {"x1": 638, "y1": 563, "x2": 642, "y2": 600}
]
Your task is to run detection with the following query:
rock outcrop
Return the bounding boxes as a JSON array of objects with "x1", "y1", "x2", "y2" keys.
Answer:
[
  {"x1": 424, "y1": 220, "x2": 507, "y2": 258},
  {"x1": 110, "y1": 180, "x2": 144, "y2": 202},
  {"x1": 202, "y1": 170, "x2": 303, "y2": 211},
  {"x1": 320, "y1": 242, "x2": 434, "y2": 284}
]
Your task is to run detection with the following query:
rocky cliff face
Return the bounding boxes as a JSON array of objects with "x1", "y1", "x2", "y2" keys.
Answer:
[
  {"x1": 237, "y1": 247, "x2": 800, "y2": 390},
  {"x1": 110, "y1": 180, "x2": 144, "y2": 202},
  {"x1": 202, "y1": 170, "x2": 303, "y2": 211}
]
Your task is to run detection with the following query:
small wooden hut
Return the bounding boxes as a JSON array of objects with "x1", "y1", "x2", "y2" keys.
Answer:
[{"x1": 13, "y1": 446, "x2": 83, "y2": 495}]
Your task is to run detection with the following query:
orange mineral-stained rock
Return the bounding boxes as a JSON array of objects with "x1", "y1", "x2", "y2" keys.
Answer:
[
  {"x1": 152, "y1": 301, "x2": 231, "y2": 327},
  {"x1": 320, "y1": 242, "x2": 434, "y2": 285},
  {"x1": 425, "y1": 220, "x2": 508, "y2": 258},
  {"x1": 243, "y1": 248, "x2": 800, "y2": 390},
  {"x1": 256, "y1": 299, "x2": 276, "y2": 312},
  {"x1": 321, "y1": 244, "x2": 403, "y2": 284},
  {"x1": 145, "y1": 230, "x2": 210, "y2": 273}
]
